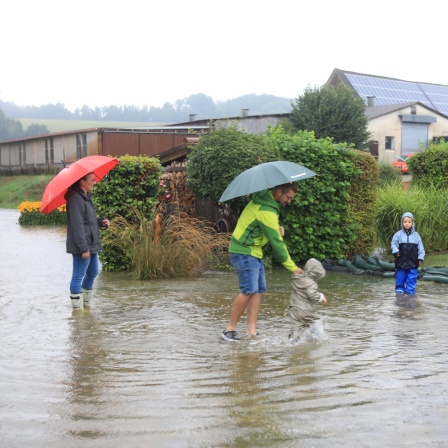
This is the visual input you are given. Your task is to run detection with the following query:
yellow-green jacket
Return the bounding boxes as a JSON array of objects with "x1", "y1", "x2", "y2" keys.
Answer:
[{"x1": 229, "y1": 190, "x2": 298, "y2": 272}]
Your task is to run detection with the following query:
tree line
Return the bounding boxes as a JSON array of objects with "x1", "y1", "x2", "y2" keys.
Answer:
[{"x1": 0, "y1": 93, "x2": 292, "y2": 140}]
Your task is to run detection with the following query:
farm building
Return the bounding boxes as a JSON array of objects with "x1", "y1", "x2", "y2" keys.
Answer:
[
  {"x1": 327, "y1": 69, "x2": 448, "y2": 163},
  {"x1": 0, "y1": 111, "x2": 290, "y2": 175},
  {"x1": 0, "y1": 125, "x2": 209, "y2": 175}
]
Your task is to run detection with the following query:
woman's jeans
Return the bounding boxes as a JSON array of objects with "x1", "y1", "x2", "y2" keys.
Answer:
[{"x1": 70, "y1": 253, "x2": 99, "y2": 294}]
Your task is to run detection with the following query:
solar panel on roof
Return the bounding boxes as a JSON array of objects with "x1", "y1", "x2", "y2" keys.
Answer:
[{"x1": 345, "y1": 73, "x2": 448, "y2": 116}]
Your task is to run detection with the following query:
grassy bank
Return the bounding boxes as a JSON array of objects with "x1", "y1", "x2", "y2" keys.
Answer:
[
  {"x1": 0, "y1": 174, "x2": 54, "y2": 208},
  {"x1": 2, "y1": 174, "x2": 448, "y2": 267}
]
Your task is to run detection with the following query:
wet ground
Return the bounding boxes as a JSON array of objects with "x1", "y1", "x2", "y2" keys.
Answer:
[{"x1": 1, "y1": 209, "x2": 448, "y2": 447}]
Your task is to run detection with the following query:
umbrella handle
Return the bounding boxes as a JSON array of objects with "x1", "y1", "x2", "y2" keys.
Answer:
[
  {"x1": 92, "y1": 202, "x2": 108, "y2": 230},
  {"x1": 99, "y1": 214, "x2": 110, "y2": 230}
]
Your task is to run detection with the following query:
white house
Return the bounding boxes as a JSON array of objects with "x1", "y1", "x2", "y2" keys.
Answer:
[
  {"x1": 365, "y1": 101, "x2": 448, "y2": 164},
  {"x1": 327, "y1": 69, "x2": 448, "y2": 163}
]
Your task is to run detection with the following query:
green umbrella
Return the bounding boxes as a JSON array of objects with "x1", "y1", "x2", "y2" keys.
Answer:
[{"x1": 219, "y1": 161, "x2": 316, "y2": 202}]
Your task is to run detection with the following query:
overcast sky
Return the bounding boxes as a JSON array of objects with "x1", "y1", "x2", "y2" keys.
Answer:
[{"x1": 1, "y1": 0, "x2": 446, "y2": 112}]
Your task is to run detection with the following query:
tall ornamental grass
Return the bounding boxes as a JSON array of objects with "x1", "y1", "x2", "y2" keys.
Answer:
[
  {"x1": 107, "y1": 206, "x2": 230, "y2": 279},
  {"x1": 376, "y1": 183, "x2": 448, "y2": 253}
]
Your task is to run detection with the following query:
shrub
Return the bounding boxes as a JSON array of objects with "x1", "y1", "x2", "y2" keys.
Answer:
[
  {"x1": 345, "y1": 149, "x2": 379, "y2": 259},
  {"x1": 378, "y1": 162, "x2": 402, "y2": 187},
  {"x1": 17, "y1": 201, "x2": 67, "y2": 225},
  {"x1": 93, "y1": 154, "x2": 162, "y2": 221},
  {"x1": 408, "y1": 141, "x2": 448, "y2": 189},
  {"x1": 186, "y1": 123, "x2": 280, "y2": 214},
  {"x1": 187, "y1": 125, "x2": 379, "y2": 262},
  {"x1": 93, "y1": 155, "x2": 163, "y2": 271},
  {"x1": 265, "y1": 127, "x2": 375, "y2": 261}
]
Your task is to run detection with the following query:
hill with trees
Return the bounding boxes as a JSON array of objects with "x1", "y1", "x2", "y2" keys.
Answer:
[{"x1": 0, "y1": 93, "x2": 293, "y2": 140}]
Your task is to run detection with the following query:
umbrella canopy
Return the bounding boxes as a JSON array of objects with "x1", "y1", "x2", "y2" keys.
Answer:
[
  {"x1": 40, "y1": 155, "x2": 119, "y2": 214},
  {"x1": 219, "y1": 161, "x2": 316, "y2": 202}
]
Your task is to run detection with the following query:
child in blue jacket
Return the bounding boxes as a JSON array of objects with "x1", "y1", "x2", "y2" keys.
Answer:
[{"x1": 391, "y1": 212, "x2": 425, "y2": 295}]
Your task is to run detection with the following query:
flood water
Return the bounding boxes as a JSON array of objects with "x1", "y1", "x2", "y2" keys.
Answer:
[{"x1": 1, "y1": 208, "x2": 448, "y2": 447}]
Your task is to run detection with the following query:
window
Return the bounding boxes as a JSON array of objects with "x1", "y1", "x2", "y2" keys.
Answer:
[
  {"x1": 76, "y1": 134, "x2": 88, "y2": 158},
  {"x1": 385, "y1": 136, "x2": 394, "y2": 150},
  {"x1": 82, "y1": 134, "x2": 87, "y2": 157},
  {"x1": 76, "y1": 135, "x2": 81, "y2": 159},
  {"x1": 50, "y1": 138, "x2": 54, "y2": 163},
  {"x1": 19, "y1": 143, "x2": 26, "y2": 166},
  {"x1": 45, "y1": 137, "x2": 54, "y2": 164}
]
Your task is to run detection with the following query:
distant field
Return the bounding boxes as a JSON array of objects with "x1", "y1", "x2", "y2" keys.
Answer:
[{"x1": 19, "y1": 118, "x2": 168, "y2": 133}]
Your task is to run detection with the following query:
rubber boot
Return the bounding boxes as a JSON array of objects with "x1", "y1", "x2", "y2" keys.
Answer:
[
  {"x1": 288, "y1": 329, "x2": 304, "y2": 344},
  {"x1": 70, "y1": 293, "x2": 84, "y2": 310},
  {"x1": 82, "y1": 288, "x2": 92, "y2": 307}
]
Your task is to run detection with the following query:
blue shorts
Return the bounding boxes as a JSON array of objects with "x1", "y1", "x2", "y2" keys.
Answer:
[{"x1": 229, "y1": 253, "x2": 267, "y2": 295}]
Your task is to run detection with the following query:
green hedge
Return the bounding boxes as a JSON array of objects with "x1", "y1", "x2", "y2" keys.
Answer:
[
  {"x1": 265, "y1": 127, "x2": 378, "y2": 261},
  {"x1": 18, "y1": 208, "x2": 67, "y2": 225},
  {"x1": 186, "y1": 125, "x2": 379, "y2": 263},
  {"x1": 93, "y1": 155, "x2": 163, "y2": 271},
  {"x1": 186, "y1": 123, "x2": 281, "y2": 215},
  {"x1": 408, "y1": 140, "x2": 448, "y2": 189}
]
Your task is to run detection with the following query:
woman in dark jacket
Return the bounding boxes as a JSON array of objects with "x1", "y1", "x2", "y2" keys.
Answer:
[{"x1": 65, "y1": 173, "x2": 109, "y2": 310}]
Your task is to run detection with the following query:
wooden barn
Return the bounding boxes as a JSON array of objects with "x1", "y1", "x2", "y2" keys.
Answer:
[{"x1": 0, "y1": 125, "x2": 209, "y2": 175}]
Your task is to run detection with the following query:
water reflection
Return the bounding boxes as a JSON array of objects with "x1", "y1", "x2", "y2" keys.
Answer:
[{"x1": 1, "y1": 209, "x2": 448, "y2": 447}]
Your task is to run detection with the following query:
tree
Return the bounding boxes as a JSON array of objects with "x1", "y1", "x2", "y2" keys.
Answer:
[
  {"x1": 35, "y1": 103, "x2": 72, "y2": 119},
  {"x1": 23, "y1": 123, "x2": 48, "y2": 137},
  {"x1": 186, "y1": 93, "x2": 217, "y2": 118},
  {"x1": 1, "y1": 93, "x2": 293, "y2": 124},
  {"x1": 217, "y1": 94, "x2": 292, "y2": 117},
  {"x1": 289, "y1": 85, "x2": 371, "y2": 150},
  {"x1": 0, "y1": 108, "x2": 23, "y2": 140}
]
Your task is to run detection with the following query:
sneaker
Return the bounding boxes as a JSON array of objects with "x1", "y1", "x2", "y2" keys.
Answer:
[
  {"x1": 221, "y1": 330, "x2": 240, "y2": 342},
  {"x1": 395, "y1": 289, "x2": 404, "y2": 294}
]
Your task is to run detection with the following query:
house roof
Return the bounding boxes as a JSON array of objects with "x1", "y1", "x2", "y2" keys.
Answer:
[
  {"x1": 365, "y1": 101, "x2": 445, "y2": 120},
  {"x1": 170, "y1": 112, "x2": 291, "y2": 127},
  {"x1": 327, "y1": 69, "x2": 448, "y2": 118}
]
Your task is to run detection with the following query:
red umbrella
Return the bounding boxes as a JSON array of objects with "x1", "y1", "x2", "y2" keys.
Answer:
[{"x1": 40, "y1": 155, "x2": 119, "y2": 214}]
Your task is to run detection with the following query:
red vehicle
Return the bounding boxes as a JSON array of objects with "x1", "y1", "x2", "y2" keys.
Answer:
[{"x1": 392, "y1": 153, "x2": 414, "y2": 174}]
